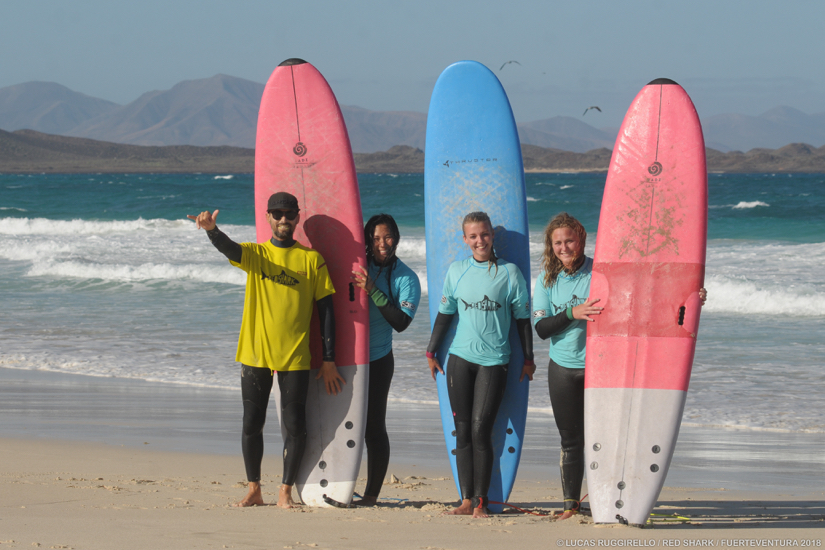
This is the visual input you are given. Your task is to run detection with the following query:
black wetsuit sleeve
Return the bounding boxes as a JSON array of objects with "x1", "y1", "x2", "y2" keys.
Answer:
[
  {"x1": 206, "y1": 226, "x2": 242, "y2": 263},
  {"x1": 369, "y1": 287, "x2": 413, "y2": 332},
  {"x1": 317, "y1": 295, "x2": 335, "y2": 362},
  {"x1": 426, "y1": 312, "x2": 454, "y2": 355},
  {"x1": 516, "y1": 318, "x2": 534, "y2": 362},
  {"x1": 535, "y1": 310, "x2": 575, "y2": 340}
]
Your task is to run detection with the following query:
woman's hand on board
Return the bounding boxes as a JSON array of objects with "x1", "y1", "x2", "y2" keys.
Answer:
[
  {"x1": 572, "y1": 297, "x2": 603, "y2": 322},
  {"x1": 351, "y1": 265, "x2": 374, "y2": 293},
  {"x1": 520, "y1": 362, "x2": 536, "y2": 382}
]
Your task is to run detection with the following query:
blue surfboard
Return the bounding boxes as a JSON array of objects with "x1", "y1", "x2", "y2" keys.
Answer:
[{"x1": 424, "y1": 61, "x2": 530, "y2": 513}]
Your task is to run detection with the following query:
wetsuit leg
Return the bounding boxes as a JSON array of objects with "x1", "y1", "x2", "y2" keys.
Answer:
[
  {"x1": 447, "y1": 355, "x2": 508, "y2": 508},
  {"x1": 363, "y1": 350, "x2": 394, "y2": 498},
  {"x1": 469, "y1": 360, "x2": 508, "y2": 509},
  {"x1": 547, "y1": 359, "x2": 585, "y2": 511},
  {"x1": 446, "y1": 355, "x2": 476, "y2": 501},
  {"x1": 277, "y1": 369, "x2": 309, "y2": 486},
  {"x1": 241, "y1": 364, "x2": 274, "y2": 483}
]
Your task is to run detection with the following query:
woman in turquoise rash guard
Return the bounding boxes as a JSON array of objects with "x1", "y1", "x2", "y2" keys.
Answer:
[
  {"x1": 532, "y1": 212, "x2": 602, "y2": 520},
  {"x1": 351, "y1": 214, "x2": 421, "y2": 506},
  {"x1": 533, "y1": 212, "x2": 706, "y2": 520},
  {"x1": 426, "y1": 211, "x2": 534, "y2": 519}
]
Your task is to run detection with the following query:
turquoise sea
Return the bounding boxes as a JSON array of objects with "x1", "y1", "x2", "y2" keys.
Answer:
[{"x1": 1, "y1": 171, "x2": 824, "y2": 438}]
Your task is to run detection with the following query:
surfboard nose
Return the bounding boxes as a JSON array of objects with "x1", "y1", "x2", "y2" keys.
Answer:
[
  {"x1": 279, "y1": 58, "x2": 308, "y2": 66},
  {"x1": 647, "y1": 77, "x2": 679, "y2": 85}
]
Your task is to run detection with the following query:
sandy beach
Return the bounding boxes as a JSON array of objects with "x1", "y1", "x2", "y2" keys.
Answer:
[
  {"x1": 1, "y1": 367, "x2": 823, "y2": 549},
  {"x1": 2, "y1": 438, "x2": 824, "y2": 550}
]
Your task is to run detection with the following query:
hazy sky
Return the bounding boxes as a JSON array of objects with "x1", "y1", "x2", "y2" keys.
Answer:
[{"x1": 3, "y1": 0, "x2": 824, "y2": 128}]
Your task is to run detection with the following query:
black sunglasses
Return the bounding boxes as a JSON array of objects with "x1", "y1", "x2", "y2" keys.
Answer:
[{"x1": 268, "y1": 209, "x2": 299, "y2": 221}]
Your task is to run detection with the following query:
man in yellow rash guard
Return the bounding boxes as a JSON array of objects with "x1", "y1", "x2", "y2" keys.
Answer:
[{"x1": 188, "y1": 192, "x2": 345, "y2": 509}]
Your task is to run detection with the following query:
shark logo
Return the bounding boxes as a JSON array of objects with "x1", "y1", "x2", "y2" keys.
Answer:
[
  {"x1": 262, "y1": 269, "x2": 299, "y2": 287},
  {"x1": 553, "y1": 294, "x2": 585, "y2": 314},
  {"x1": 533, "y1": 309, "x2": 547, "y2": 318},
  {"x1": 461, "y1": 295, "x2": 502, "y2": 312},
  {"x1": 400, "y1": 300, "x2": 416, "y2": 311}
]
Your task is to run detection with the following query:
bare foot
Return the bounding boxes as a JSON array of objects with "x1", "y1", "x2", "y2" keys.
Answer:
[
  {"x1": 472, "y1": 506, "x2": 491, "y2": 518},
  {"x1": 277, "y1": 484, "x2": 300, "y2": 508},
  {"x1": 557, "y1": 509, "x2": 579, "y2": 520},
  {"x1": 442, "y1": 498, "x2": 473, "y2": 516},
  {"x1": 352, "y1": 495, "x2": 378, "y2": 506},
  {"x1": 233, "y1": 481, "x2": 266, "y2": 507}
]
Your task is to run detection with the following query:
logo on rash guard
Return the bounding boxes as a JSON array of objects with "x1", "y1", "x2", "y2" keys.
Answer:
[
  {"x1": 400, "y1": 301, "x2": 416, "y2": 311},
  {"x1": 461, "y1": 295, "x2": 502, "y2": 312},
  {"x1": 553, "y1": 294, "x2": 585, "y2": 314},
  {"x1": 262, "y1": 269, "x2": 299, "y2": 286},
  {"x1": 440, "y1": 296, "x2": 447, "y2": 304},
  {"x1": 533, "y1": 309, "x2": 546, "y2": 318}
]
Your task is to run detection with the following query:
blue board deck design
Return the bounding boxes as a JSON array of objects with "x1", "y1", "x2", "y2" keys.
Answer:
[{"x1": 424, "y1": 60, "x2": 530, "y2": 513}]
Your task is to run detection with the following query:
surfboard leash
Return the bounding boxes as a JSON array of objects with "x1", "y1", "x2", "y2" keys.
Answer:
[
  {"x1": 351, "y1": 492, "x2": 409, "y2": 504},
  {"x1": 322, "y1": 494, "x2": 357, "y2": 508},
  {"x1": 489, "y1": 494, "x2": 590, "y2": 518},
  {"x1": 489, "y1": 500, "x2": 552, "y2": 516}
]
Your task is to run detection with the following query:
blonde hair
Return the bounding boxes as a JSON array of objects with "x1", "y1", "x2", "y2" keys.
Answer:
[
  {"x1": 541, "y1": 212, "x2": 587, "y2": 287},
  {"x1": 462, "y1": 211, "x2": 498, "y2": 275}
]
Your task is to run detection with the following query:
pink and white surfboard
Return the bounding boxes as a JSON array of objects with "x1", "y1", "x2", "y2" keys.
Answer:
[
  {"x1": 584, "y1": 79, "x2": 707, "y2": 526},
  {"x1": 255, "y1": 59, "x2": 369, "y2": 507}
]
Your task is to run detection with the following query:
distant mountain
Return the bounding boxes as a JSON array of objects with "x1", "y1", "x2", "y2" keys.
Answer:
[
  {"x1": 517, "y1": 117, "x2": 615, "y2": 152},
  {"x1": 0, "y1": 77, "x2": 615, "y2": 153},
  {"x1": 0, "y1": 82, "x2": 119, "y2": 135},
  {"x1": 2, "y1": 77, "x2": 825, "y2": 153},
  {"x1": 68, "y1": 74, "x2": 264, "y2": 147},
  {"x1": 702, "y1": 106, "x2": 825, "y2": 152},
  {"x1": 340, "y1": 106, "x2": 427, "y2": 153}
]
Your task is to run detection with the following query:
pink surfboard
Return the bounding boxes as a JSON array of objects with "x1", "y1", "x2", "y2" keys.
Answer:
[
  {"x1": 255, "y1": 58, "x2": 369, "y2": 507},
  {"x1": 584, "y1": 78, "x2": 707, "y2": 526}
]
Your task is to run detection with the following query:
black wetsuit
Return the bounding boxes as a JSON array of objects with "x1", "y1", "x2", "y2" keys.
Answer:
[
  {"x1": 535, "y1": 312, "x2": 584, "y2": 511},
  {"x1": 363, "y1": 350, "x2": 394, "y2": 497},
  {"x1": 206, "y1": 226, "x2": 335, "y2": 485},
  {"x1": 362, "y1": 260, "x2": 416, "y2": 499},
  {"x1": 427, "y1": 311, "x2": 533, "y2": 510}
]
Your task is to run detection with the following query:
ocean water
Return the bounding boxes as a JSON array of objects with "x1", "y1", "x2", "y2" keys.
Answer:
[{"x1": 1, "y1": 172, "x2": 823, "y2": 434}]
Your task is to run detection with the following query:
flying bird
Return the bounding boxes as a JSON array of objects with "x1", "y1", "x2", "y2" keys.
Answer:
[
  {"x1": 499, "y1": 60, "x2": 521, "y2": 71},
  {"x1": 583, "y1": 106, "x2": 602, "y2": 116}
]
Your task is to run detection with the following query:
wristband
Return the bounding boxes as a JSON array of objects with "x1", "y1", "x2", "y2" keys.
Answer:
[
  {"x1": 425, "y1": 351, "x2": 436, "y2": 359},
  {"x1": 523, "y1": 359, "x2": 535, "y2": 367},
  {"x1": 566, "y1": 306, "x2": 574, "y2": 320}
]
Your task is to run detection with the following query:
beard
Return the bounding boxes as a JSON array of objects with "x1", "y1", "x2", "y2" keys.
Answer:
[{"x1": 274, "y1": 222, "x2": 295, "y2": 240}]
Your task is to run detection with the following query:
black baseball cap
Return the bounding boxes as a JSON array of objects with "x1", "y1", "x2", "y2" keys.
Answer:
[{"x1": 267, "y1": 192, "x2": 299, "y2": 211}]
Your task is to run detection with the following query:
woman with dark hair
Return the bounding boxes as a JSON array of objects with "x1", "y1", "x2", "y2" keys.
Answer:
[
  {"x1": 351, "y1": 213, "x2": 421, "y2": 506},
  {"x1": 533, "y1": 212, "x2": 705, "y2": 519},
  {"x1": 426, "y1": 211, "x2": 534, "y2": 518}
]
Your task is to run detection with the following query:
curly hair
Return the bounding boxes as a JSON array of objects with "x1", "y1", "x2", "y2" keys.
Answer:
[
  {"x1": 462, "y1": 211, "x2": 498, "y2": 275},
  {"x1": 540, "y1": 212, "x2": 587, "y2": 287}
]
